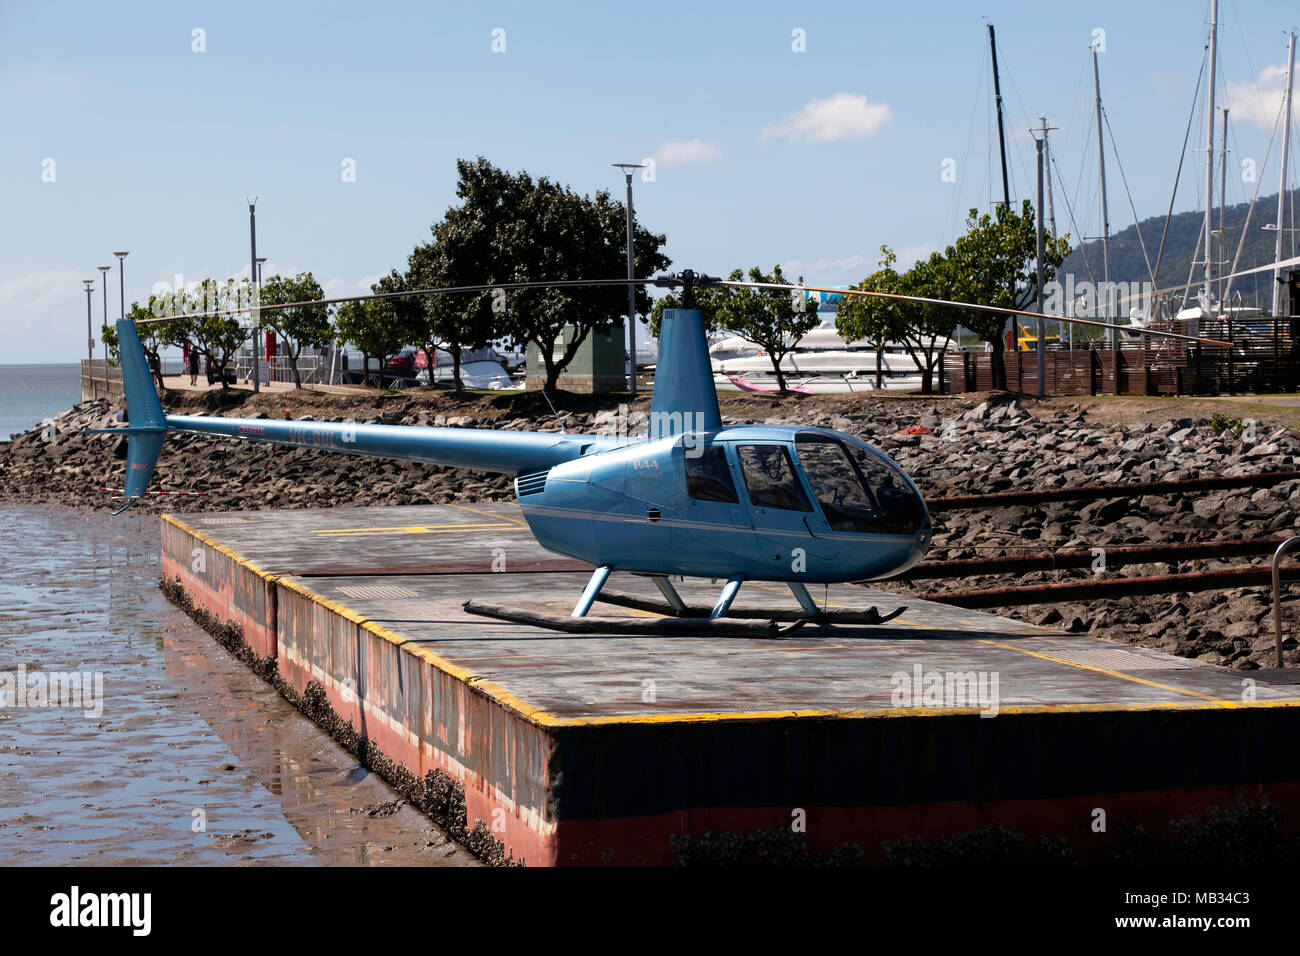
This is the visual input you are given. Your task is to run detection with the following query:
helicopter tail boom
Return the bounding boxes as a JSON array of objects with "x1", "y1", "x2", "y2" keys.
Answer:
[{"x1": 101, "y1": 318, "x2": 621, "y2": 504}]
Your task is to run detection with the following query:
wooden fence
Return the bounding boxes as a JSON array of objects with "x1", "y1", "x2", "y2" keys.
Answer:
[{"x1": 941, "y1": 317, "x2": 1300, "y2": 396}]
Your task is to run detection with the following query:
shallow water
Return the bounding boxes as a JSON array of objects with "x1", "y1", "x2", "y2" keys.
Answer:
[
  {"x1": 0, "y1": 506, "x2": 477, "y2": 866},
  {"x1": 0, "y1": 364, "x2": 81, "y2": 442}
]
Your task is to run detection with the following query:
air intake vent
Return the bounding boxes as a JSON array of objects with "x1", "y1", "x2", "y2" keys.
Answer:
[{"x1": 514, "y1": 469, "x2": 549, "y2": 497}]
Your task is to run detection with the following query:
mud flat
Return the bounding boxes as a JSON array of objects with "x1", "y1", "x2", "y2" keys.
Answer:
[{"x1": 0, "y1": 506, "x2": 478, "y2": 866}]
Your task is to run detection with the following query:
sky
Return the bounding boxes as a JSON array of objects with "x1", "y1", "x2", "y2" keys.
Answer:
[{"x1": 3, "y1": 0, "x2": 1298, "y2": 363}]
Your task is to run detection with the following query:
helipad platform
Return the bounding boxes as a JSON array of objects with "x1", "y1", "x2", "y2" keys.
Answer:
[{"x1": 161, "y1": 503, "x2": 1300, "y2": 865}]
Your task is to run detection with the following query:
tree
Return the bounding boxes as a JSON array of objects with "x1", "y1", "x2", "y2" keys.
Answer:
[
  {"x1": 333, "y1": 301, "x2": 374, "y2": 386},
  {"x1": 179, "y1": 279, "x2": 251, "y2": 392},
  {"x1": 943, "y1": 201, "x2": 1071, "y2": 390},
  {"x1": 434, "y1": 157, "x2": 670, "y2": 392},
  {"x1": 406, "y1": 239, "x2": 485, "y2": 391},
  {"x1": 836, "y1": 249, "x2": 912, "y2": 391},
  {"x1": 260, "y1": 272, "x2": 332, "y2": 389},
  {"x1": 895, "y1": 252, "x2": 960, "y2": 394},
  {"x1": 371, "y1": 270, "x2": 426, "y2": 388},
  {"x1": 334, "y1": 285, "x2": 409, "y2": 390},
  {"x1": 714, "y1": 265, "x2": 821, "y2": 393},
  {"x1": 102, "y1": 301, "x2": 184, "y2": 393},
  {"x1": 649, "y1": 266, "x2": 820, "y2": 394}
]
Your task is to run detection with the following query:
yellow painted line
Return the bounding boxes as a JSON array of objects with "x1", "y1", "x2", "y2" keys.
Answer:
[
  {"x1": 310, "y1": 522, "x2": 517, "y2": 536},
  {"x1": 444, "y1": 501, "x2": 529, "y2": 527},
  {"x1": 975, "y1": 638, "x2": 1224, "y2": 702}
]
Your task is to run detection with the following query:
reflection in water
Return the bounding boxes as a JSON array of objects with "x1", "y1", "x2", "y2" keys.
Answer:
[{"x1": 0, "y1": 506, "x2": 476, "y2": 867}]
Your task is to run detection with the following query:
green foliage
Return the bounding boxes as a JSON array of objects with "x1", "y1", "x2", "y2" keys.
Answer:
[
  {"x1": 435, "y1": 157, "x2": 670, "y2": 391},
  {"x1": 334, "y1": 297, "x2": 398, "y2": 390},
  {"x1": 942, "y1": 200, "x2": 1071, "y2": 389},
  {"x1": 176, "y1": 279, "x2": 251, "y2": 391},
  {"x1": 650, "y1": 265, "x2": 819, "y2": 393},
  {"x1": 406, "y1": 238, "x2": 487, "y2": 391},
  {"x1": 260, "y1": 272, "x2": 331, "y2": 388},
  {"x1": 836, "y1": 247, "x2": 911, "y2": 390},
  {"x1": 1209, "y1": 411, "x2": 1244, "y2": 436}
]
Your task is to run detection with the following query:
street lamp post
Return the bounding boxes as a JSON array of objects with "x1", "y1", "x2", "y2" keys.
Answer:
[
  {"x1": 248, "y1": 198, "x2": 260, "y2": 393},
  {"x1": 97, "y1": 265, "x2": 111, "y2": 394},
  {"x1": 113, "y1": 252, "x2": 128, "y2": 321},
  {"x1": 612, "y1": 163, "x2": 644, "y2": 396},
  {"x1": 83, "y1": 279, "x2": 95, "y2": 398},
  {"x1": 256, "y1": 256, "x2": 268, "y2": 380}
]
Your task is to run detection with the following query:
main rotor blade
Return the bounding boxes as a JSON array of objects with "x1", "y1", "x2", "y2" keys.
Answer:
[
  {"x1": 714, "y1": 279, "x2": 1236, "y2": 348},
  {"x1": 133, "y1": 276, "x2": 644, "y2": 324}
]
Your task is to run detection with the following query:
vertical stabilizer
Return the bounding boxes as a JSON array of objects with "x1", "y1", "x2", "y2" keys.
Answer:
[
  {"x1": 648, "y1": 308, "x2": 721, "y2": 437},
  {"x1": 115, "y1": 318, "x2": 168, "y2": 499}
]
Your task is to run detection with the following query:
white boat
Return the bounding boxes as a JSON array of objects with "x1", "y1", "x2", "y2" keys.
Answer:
[{"x1": 707, "y1": 318, "x2": 942, "y2": 392}]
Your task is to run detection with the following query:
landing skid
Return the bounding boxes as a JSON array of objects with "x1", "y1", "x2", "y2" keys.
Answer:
[
  {"x1": 461, "y1": 565, "x2": 907, "y2": 636},
  {"x1": 463, "y1": 600, "x2": 794, "y2": 638},
  {"x1": 595, "y1": 589, "x2": 907, "y2": 625}
]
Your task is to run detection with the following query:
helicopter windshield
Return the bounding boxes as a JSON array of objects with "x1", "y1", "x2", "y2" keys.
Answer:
[{"x1": 796, "y1": 433, "x2": 925, "y2": 534}]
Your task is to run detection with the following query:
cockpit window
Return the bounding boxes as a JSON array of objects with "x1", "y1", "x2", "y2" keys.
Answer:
[
  {"x1": 796, "y1": 433, "x2": 925, "y2": 534},
  {"x1": 736, "y1": 444, "x2": 812, "y2": 512},
  {"x1": 685, "y1": 446, "x2": 739, "y2": 503}
]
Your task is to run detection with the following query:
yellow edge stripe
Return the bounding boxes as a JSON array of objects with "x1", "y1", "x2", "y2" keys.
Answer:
[
  {"x1": 547, "y1": 697, "x2": 1300, "y2": 727},
  {"x1": 975, "y1": 638, "x2": 1225, "y2": 702},
  {"x1": 164, "y1": 514, "x2": 1300, "y2": 730},
  {"x1": 162, "y1": 514, "x2": 278, "y2": 584}
]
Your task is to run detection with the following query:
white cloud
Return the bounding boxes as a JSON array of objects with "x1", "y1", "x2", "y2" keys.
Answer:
[
  {"x1": 1225, "y1": 62, "x2": 1291, "y2": 130},
  {"x1": 782, "y1": 254, "x2": 870, "y2": 278},
  {"x1": 760, "y1": 93, "x2": 893, "y2": 144},
  {"x1": 894, "y1": 243, "x2": 938, "y2": 268},
  {"x1": 0, "y1": 267, "x2": 90, "y2": 363},
  {"x1": 322, "y1": 273, "x2": 385, "y2": 300},
  {"x1": 653, "y1": 139, "x2": 724, "y2": 168}
]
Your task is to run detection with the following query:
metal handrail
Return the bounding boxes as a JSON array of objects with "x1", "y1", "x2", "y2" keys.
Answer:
[{"x1": 1271, "y1": 536, "x2": 1300, "y2": 668}]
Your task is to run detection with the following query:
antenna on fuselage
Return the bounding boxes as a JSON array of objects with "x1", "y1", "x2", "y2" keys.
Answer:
[{"x1": 539, "y1": 390, "x2": 568, "y2": 434}]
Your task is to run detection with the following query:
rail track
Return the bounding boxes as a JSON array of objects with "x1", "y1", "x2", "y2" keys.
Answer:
[{"x1": 884, "y1": 472, "x2": 1300, "y2": 616}]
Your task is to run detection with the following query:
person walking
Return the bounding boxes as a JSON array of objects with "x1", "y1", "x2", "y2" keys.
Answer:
[{"x1": 188, "y1": 345, "x2": 200, "y2": 386}]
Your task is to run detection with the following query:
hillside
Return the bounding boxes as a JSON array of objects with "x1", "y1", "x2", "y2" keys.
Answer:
[{"x1": 1058, "y1": 187, "x2": 1299, "y2": 306}]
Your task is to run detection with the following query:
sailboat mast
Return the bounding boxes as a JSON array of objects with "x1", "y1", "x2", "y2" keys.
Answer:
[
  {"x1": 1275, "y1": 31, "x2": 1296, "y2": 318},
  {"x1": 1093, "y1": 44, "x2": 1112, "y2": 338},
  {"x1": 988, "y1": 24, "x2": 1011, "y2": 211},
  {"x1": 1204, "y1": 0, "x2": 1218, "y2": 304},
  {"x1": 1219, "y1": 107, "x2": 1229, "y2": 307},
  {"x1": 1042, "y1": 115, "x2": 1057, "y2": 237}
]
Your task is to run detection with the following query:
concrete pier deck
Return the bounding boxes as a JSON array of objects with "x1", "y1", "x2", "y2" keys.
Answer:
[{"x1": 161, "y1": 502, "x2": 1300, "y2": 865}]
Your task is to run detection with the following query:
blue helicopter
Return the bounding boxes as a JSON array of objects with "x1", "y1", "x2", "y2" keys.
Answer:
[{"x1": 101, "y1": 270, "x2": 1225, "y2": 625}]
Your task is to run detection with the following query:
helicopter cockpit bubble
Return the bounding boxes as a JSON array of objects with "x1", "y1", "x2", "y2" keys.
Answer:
[{"x1": 793, "y1": 432, "x2": 929, "y2": 537}]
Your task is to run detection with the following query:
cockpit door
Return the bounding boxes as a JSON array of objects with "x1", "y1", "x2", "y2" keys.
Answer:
[{"x1": 734, "y1": 443, "x2": 838, "y2": 565}]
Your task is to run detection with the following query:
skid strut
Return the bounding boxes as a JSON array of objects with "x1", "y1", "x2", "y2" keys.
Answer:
[
  {"x1": 572, "y1": 565, "x2": 612, "y2": 617},
  {"x1": 711, "y1": 575, "x2": 745, "y2": 619}
]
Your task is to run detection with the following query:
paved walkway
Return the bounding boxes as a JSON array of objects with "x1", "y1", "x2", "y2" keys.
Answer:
[{"x1": 162, "y1": 375, "x2": 370, "y2": 396}]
